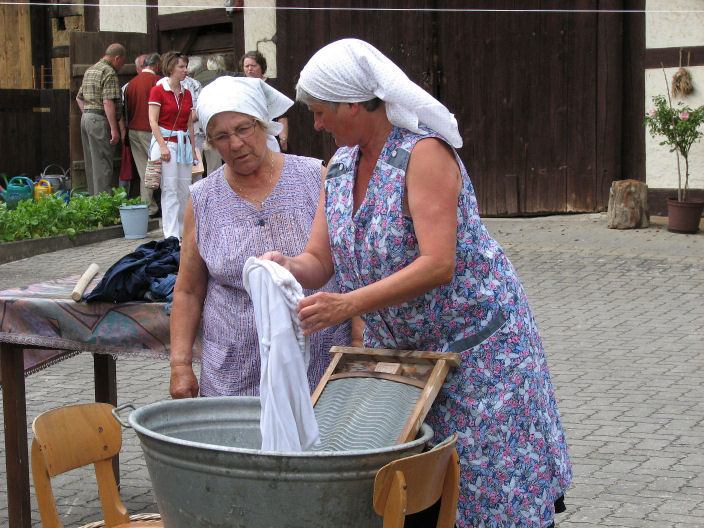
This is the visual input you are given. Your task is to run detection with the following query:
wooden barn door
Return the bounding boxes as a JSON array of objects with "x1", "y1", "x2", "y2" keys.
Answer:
[
  {"x1": 436, "y1": 1, "x2": 622, "y2": 215},
  {"x1": 276, "y1": 1, "x2": 625, "y2": 215},
  {"x1": 69, "y1": 31, "x2": 153, "y2": 189},
  {"x1": 0, "y1": 89, "x2": 70, "y2": 180}
]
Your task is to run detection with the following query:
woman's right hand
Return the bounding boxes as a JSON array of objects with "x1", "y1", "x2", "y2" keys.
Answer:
[
  {"x1": 170, "y1": 364, "x2": 199, "y2": 398},
  {"x1": 260, "y1": 251, "x2": 290, "y2": 270},
  {"x1": 160, "y1": 144, "x2": 171, "y2": 162}
]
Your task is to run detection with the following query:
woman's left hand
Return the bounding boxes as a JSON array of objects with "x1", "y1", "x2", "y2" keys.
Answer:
[{"x1": 297, "y1": 291, "x2": 353, "y2": 336}]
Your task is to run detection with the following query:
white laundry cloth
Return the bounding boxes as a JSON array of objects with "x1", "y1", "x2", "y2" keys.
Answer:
[
  {"x1": 297, "y1": 38, "x2": 463, "y2": 148},
  {"x1": 242, "y1": 257, "x2": 320, "y2": 452},
  {"x1": 196, "y1": 76, "x2": 293, "y2": 139}
]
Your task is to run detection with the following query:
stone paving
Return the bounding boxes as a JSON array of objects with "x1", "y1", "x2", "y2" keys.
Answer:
[{"x1": 1, "y1": 213, "x2": 703, "y2": 527}]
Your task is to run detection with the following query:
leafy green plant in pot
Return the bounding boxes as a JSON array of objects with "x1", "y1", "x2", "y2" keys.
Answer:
[{"x1": 645, "y1": 84, "x2": 704, "y2": 233}]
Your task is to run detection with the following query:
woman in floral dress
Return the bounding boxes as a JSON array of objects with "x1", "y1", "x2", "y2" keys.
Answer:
[{"x1": 263, "y1": 39, "x2": 571, "y2": 527}]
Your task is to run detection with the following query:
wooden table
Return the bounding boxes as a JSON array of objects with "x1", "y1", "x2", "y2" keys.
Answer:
[{"x1": 0, "y1": 277, "x2": 197, "y2": 528}]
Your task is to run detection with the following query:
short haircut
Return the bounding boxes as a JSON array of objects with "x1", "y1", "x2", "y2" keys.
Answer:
[
  {"x1": 161, "y1": 51, "x2": 188, "y2": 76},
  {"x1": 187, "y1": 55, "x2": 203, "y2": 74},
  {"x1": 239, "y1": 51, "x2": 267, "y2": 75},
  {"x1": 295, "y1": 86, "x2": 383, "y2": 113},
  {"x1": 206, "y1": 54, "x2": 226, "y2": 71},
  {"x1": 105, "y1": 43, "x2": 126, "y2": 58},
  {"x1": 142, "y1": 53, "x2": 160, "y2": 68}
]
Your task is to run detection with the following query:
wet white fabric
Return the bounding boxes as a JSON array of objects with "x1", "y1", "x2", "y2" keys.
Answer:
[
  {"x1": 242, "y1": 257, "x2": 320, "y2": 452},
  {"x1": 297, "y1": 38, "x2": 463, "y2": 148},
  {"x1": 196, "y1": 76, "x2": 292, "y2": 138}
]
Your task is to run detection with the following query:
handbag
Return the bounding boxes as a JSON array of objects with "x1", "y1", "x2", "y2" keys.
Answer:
[
  {"x1": 144, "y1": 158, "x2": 162, "y2": 189},
  {"x1": 144, "y1": 94, "x2": 184, "y2": 190}
]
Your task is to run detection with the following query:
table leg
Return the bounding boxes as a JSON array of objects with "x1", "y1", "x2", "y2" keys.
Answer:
[
  {"x1": 1, "y1": 343, "x2": 31, "y2": 528},
  {"x1": 93, "y1": 353, "x2": 120, "y2": 486}
]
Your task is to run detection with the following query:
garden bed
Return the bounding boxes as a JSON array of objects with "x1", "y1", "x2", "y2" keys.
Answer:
[{"x1": 0, "y1": 219, "x2": 160, "y2": 265}]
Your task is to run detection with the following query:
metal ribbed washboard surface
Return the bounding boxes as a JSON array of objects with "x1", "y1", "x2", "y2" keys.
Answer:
[{"x1": 312, "y1": 377, "x2": 423, "y2": 451}]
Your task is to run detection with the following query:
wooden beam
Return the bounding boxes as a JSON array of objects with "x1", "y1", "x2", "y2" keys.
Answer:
[
  {"x1": 158, "y1": 8, "x2": 233, "y2": 31},
  {"x1": 648, "y1": 188, "x2": 704, "y2": 216},
  {"x1": 84, "y1": 0, "x2": 99, "y2": 32},
  {"x1": 645, "y1": 46, "x2": 704, "y2": 69}
]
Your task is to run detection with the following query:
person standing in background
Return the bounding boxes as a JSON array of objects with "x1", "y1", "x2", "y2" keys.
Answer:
[
  {"x1": 125, "y1": 52, "x2": 161, "y2": 215},
  {"x1": 183, "y1": 56, "x2": 204, "y2": 181},
  {"x1": 76, "y1": 43, "x2": 126, "y2": 195},
  {"x1": 240, "y1": 50, "x2": 289, "y2": 153},
  {"x1": 148, "y1": 51, "x2": 196, "y2": 240}
]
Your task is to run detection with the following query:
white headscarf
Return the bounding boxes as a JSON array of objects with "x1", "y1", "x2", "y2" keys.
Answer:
[
  {"x1": 196, "y1": 76, "x2": 293, "y2": 137},
  {"x1": 297, "y1": 38, "x2": 462, "y2": 148}
]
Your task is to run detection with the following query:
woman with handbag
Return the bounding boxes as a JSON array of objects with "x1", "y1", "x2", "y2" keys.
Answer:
[{"x1": 148, "y1": 50, "x2": 197, "y2": 239}]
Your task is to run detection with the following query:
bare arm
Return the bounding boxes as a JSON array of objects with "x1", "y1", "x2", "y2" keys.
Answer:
[
  {"x1": 297, "y1": 138, "x2": 461, "y2": 335},
  {"x1": 278, "y1": 116, "x2": 289, "y2": 152},
  {"x1": 148, "y1": 103, "x2": 170, "y2": 162},
  {"x1": 76, "y1": 96, "x2": 84, "y2": 113},
  {"x1": 169, "y1": 198, "x2": 208, "y2": 398},
  {"x1": 188, "y1": 112, "x2": 196, "y2": 161}
]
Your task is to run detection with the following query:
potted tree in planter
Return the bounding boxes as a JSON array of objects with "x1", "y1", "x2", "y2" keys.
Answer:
[{"x1": 645, "y1": 87, "x2": 704, "y2": 233}]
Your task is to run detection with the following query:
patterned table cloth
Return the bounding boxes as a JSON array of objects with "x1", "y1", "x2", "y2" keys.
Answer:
[{"x1": 0, "y1": 275, "x2": 201, "y2": 375}]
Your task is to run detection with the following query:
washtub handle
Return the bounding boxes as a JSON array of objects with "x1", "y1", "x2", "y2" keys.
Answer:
[{"x1": 112, "y1": 403, "x2": 135, "y2": 428}]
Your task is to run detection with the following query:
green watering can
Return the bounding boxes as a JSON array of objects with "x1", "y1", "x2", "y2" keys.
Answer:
[{"x1": 0, "y1": 176, "x2": 35, "y2": 209}]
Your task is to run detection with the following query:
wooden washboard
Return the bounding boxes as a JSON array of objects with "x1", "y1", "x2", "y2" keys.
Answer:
[{"x1": 311, "y1": 346, "x2": 461, "y2": 450}]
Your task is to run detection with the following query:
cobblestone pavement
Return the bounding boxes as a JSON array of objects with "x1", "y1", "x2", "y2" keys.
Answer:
[{"x1": 1, "y1": 214, "x2": 703, "y2": 527}]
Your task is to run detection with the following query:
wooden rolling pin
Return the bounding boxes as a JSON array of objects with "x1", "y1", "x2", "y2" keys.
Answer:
[{"x1": 71, "y1": 263, "x2": 100, "y2": 302}]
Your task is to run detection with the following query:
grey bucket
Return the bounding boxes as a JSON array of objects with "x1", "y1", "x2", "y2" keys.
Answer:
[
  {"x1": 115, "y1": 397, "x2": 432, "y2": 528},
  {"x1": 118, "y1": 204, "x2": 149, "y2": 239},
  {"x1": 40, "y1": 164, "x2": 71, "y2": 191}
]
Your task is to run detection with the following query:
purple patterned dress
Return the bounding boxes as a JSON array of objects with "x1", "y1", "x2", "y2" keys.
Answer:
[
  {"x1": 190, "y1": 154, "x2": 350, "y2": 396},
  {"x1": 324, "y1": 127, "x2": 571, "y2": 527}
]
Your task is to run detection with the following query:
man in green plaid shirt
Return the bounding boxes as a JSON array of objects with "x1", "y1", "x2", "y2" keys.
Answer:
[{"x1": 76, "y1": 43, "x2": 127, "y2": 195}]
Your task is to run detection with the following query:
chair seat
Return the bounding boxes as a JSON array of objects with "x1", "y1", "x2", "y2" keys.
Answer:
[{"x1": 79, "y1": 512, "x2": 162, "y2": 528}]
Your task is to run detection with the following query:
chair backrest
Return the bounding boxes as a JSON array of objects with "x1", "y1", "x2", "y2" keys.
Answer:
[
  {"x1": 373, "y1": 433, "x2": 460, "y2": 528},
  {"x1": 31, "y1": 403, "x2": 130, "y2": 528}
]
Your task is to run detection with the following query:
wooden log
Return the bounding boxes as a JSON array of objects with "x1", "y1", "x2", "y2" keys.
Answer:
[{"x1": 607, "y1": 179, "x2": 650, "y2": 229}]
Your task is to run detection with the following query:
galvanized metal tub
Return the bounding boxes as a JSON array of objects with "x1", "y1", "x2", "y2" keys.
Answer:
[{"x1": 121, "y1": 396, "x2": 432, "y2": 528}]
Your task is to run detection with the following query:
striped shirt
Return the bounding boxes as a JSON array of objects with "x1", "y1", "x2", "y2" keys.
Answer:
[{"x1": 77, "y1": 59, "x2": 122, "y2": 114}]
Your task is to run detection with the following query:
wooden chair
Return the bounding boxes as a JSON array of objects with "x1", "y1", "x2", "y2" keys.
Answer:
[
  {"x1": 373, "y1": 433, "x2": 460, "y2": 528},
  {"x1": 31, "y1": 403, "x2": 162, "y2": 528}
]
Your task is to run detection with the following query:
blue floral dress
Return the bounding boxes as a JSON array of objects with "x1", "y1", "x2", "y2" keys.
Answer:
[{"x1": 324, "y1": 126, "x2": 571, "y2": 527}]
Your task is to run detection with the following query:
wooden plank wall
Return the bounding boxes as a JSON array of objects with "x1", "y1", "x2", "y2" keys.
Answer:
[
  {"x1": 0, "y1": 2, "x2": 34, "y2": 89},
  {"x1": 275, "y1": 0, "x2": 628, "y2": 216},
  {"x1": 0, "y1": 89, "x2": 70, "y2": 179}
]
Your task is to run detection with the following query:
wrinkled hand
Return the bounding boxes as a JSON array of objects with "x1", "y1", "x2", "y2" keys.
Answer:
[
  {"x1": 110, "y1": 128, "x2": 120, "y2": 145},
  {"x1": 297, "y1": 291, "x2": 351, "y2": 336},
  {"x1": 170, "y1": 364, "x2": 199, "y2": 399},
  {"x1": 160, "y1": 145, "x2": 171, "y2": 162},
  {"x1": 260, "y1": 251, "x2": 290, "y2": 270}
]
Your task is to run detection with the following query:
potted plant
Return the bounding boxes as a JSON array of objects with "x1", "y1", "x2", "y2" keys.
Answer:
[{"x1": 645, "y1": 87, "x2": 704, "y2": 233}]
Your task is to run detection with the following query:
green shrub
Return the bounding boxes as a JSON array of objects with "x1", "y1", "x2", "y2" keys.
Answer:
[{"x1": 0, "y1": 188, "x2": 143, "y2": 243}]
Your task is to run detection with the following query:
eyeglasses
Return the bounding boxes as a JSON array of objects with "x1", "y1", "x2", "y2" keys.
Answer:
[{"x1": 209, "y1": 120, "x2": 258, "y2": 145}]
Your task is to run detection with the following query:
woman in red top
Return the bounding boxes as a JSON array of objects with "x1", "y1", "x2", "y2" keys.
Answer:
[{"x1": 148, "y1": 51, "x2": 196, "y2": 239}]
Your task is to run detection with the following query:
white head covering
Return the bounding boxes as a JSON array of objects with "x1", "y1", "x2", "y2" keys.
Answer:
[
  {"x1": 297, "y1": 38, "x2": 462, "y2": 148},
  {"x1": 197, "y1": 76, "x2": 293, "y2": 137}
]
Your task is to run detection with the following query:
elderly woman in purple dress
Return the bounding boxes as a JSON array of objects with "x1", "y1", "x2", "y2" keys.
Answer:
[
  {"x1": 169, "y1": 76, "x2": 351, "y2": 399},
  {"x1": 263, "y1": 39, "x2": 571, "y2": 527}
]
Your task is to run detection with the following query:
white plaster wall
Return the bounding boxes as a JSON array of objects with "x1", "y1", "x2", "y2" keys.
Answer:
[
  {"x1": 100, "y1": 0, "x2": 147, "y2": 33},
  {"x1": 244, "y1": 0, "x2": 277, "y2": 78},
  {"x1": 645, "y1": 66, "x2": 704, "y2": 190},
  {"x1": 646, "y1": 0, "x2": 704, "y2": 49},
  {"x1": 158, "y1": 0, "x2": 220, "y2": 16},
  {"x1": 645, "y1": 0, "x2": 704, "y2": 191}
]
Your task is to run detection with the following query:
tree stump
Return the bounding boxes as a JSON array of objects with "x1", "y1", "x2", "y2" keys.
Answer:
[{"x1": 607, "y1": 179, "x2": 650, "y2": 229}]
